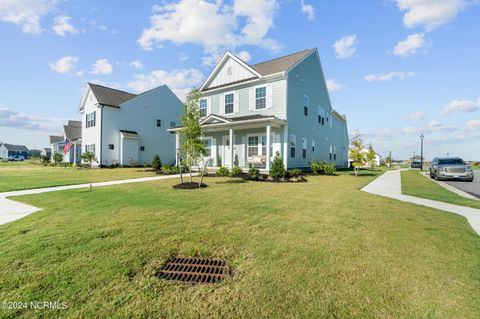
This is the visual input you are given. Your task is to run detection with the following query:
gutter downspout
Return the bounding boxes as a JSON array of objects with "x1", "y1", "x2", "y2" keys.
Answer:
[{"x1": 99, "y1": 104, "x2": 104, "y2": 166}]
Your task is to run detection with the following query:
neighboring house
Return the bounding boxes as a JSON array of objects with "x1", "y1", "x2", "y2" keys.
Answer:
[
  {"x1": 41, "y1": 148, "x2": 52, "y2": 159},
  {"x1": 0, "y1": 143, "x2": 30, "y2": 159},
  {"x1": 49, "y1": 135, "x2": 64, "y2": 161},
  {"x1": 78, "y1": 83, "x2": 183, "y2": 166},
  {"x1": 349, "y1": 148, "x2": 381, "y2": 168},
  {"x1": 169, "y1": 48, "x2": 349, "y2": 170}
]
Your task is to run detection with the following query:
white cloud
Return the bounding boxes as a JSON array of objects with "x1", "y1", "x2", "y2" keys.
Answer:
[
  {"x1": 138, "y1": 0, "x2": 280, "y2": 63},
  {"x1": 130, "y1": 60, "x2": 144, "y2": 70},
  {"x1": 91, "y1": 59, "x2": 113, "y2": 75},
  {"x1": 427, "y1": 119, "x2": 442, "y2": 128},
  {"x1": 127, "y1": 68, "x2": 204, "y2": 101},
  {"x1": 393, "y1": 33, "x2": 427, "y2": 56},
  {"x1": 333, "y1": 35, "x2": 357, "y2": 59},
  {"x1": 441, "y1": 98, "x2": 480, "y2": 115},
  {"x1": 236, "y1": 50, "x2": 251, "y2": 62},
  {"x1": 326, "y1": 79, "x2": 345, "y2": 92},
  {"x1": 0, "y1": 106, "x2": 65, "y2": 133},
  {"x1": 48, "y1": 56, "x2": 81, "y2": 75},
  {"x1": 0, "y1": 0, "x2": 56, "y2": 34},
  {"x1": 52, "y1": 15, "x2": 78, "y2": 37},
  {"x1": 401, "y1": 126, "x2": 422, "y2": 135},
  {"x1": 408, "y1": 111, "x2": 426, "y2": 121},
  {"x1": 365, "y1": 71, "x2": 414, "y2": 82},
  {"x1": 465, "y1": 120, "x2": 480, "y2": 131},
  {"x1": 300, "y1": 0, "x2": 315, "y2": 21},
  {"x1": 395, "y1": 0, "x2": 467, "y2": 31}
]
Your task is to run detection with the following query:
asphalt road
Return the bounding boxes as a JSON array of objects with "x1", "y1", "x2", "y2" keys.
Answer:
[{"x1": 445, "y1": 171, "x2": 480, "y2": 199}]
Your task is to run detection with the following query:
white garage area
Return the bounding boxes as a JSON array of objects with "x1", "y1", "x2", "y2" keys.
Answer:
[{"x1": 120, "y1": 130, "x2": 139, "y2": 166}]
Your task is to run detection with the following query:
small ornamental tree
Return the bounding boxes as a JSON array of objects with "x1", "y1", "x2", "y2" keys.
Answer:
[
  {"x1": 366, "y1": 143, "x2": 376, "y2": 170},
  {"x1": 53, "y1": 152, "x2": 63, "y2": 165},
  {"x1": 270, "y1": 152, "x2": 286, "y2": 180},
  {"x1": 152, "y1": 154, "x2": 162, "y2": 172},
  {"x1": 349, "y1": 130, "x2": 366, "y2": 176},
  {"x1": 81, "y1": 151, "x2": 97, "y2": 167},
  {"x1": 180, "y1": 89, "x2": 207, "y2": 186}
]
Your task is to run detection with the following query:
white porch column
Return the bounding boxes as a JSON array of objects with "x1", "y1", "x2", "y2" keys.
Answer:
[
  {"x1": 283, "y1": 125, "x2": 288, "y2": 169},
  {"x1": 266, "y1": 125, "x2": 271, "y2": 170},
  {"x1": 175, "y1": 133, "x2": 180, "y2": 166},
  {"x1": 73, "y1": 142, "x2": 76, "y2": 163},
  {"x1": 229, "y1": 128, "x2": 234, "y2": 169}
]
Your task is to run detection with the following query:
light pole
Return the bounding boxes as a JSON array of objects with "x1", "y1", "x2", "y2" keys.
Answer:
[{"x1": 420, "y1": 134, "x2": 424, "y2": 171}]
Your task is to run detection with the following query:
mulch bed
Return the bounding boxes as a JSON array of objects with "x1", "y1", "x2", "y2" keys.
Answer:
[{"x1": 172, "y1": 182, "x2": 208, "y2": 189}]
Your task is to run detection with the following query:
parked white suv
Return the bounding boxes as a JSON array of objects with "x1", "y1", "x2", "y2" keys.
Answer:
[
  {"x1": 430, "y1": 157, "x2": 474, "y2": 182},
  {"x1": 8, "y1": 155, "x2": 25, "y2": 161}
]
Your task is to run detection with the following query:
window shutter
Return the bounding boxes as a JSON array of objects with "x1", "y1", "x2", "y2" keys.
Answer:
[
  {"x1": 207, "y1": 97, "x2": 212, "y2": 115},
  {"x1": 249, "y1": 89, "x2": 254, "y2": 110},
  {"x1": 93, "y1": 111, "x2": 96, "y2": 127},
  {"x1": 211, "y1": 137, "x2": 217, "y2": 166},
  {"x1": 266, "y1": 84, "x2": 273, "y2": 109},
  {"x1": 234, "y1": 92, "x2": 239, "y2": 113},
  {"x1": 219, "y1": 95, "x2": 225, "y2": 115}
]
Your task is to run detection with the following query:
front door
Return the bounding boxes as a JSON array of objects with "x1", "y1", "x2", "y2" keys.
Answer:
[{"x1": 222, "y1": 136, "x2": 231, "y2": 167}]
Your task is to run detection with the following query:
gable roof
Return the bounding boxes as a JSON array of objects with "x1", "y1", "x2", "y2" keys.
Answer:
[
  {"x1": 251, "y1": 49, "x2": 314, "y2": 76},
  {"x1": 200, "y1": 49, "x2": 315, "y2": 92},
  {"x1": 2, "y1": 143, "x2": 29, "y2": 152},
  {"x1": 49, "y1": 135, "x2": 64, "y2": 144},
  {"x1": 88, "y1": 83, "x2": 137, "y2": 107},
  {"x1": 64, "y1": 120, "x2": 82, "y2": 141}
]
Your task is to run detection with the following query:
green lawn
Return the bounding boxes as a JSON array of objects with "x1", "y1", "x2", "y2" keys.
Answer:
[
  {"x1": 0, "y1": 172, "x2": 479, "y2": 318},
  {"x1": 0, "y1": 161, "x2": 160, "y2": 192},
  {"x1": 401, "y1": 170, "x2": 480, "y2": 209}
]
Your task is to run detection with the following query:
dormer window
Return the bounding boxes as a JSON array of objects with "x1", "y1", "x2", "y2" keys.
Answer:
[
  {"x1": 225, "y1": 93, "x2": 234, "y2": 114},
  {"x1": 199, "y1": 98, "x2": 207, "y2": 117}
]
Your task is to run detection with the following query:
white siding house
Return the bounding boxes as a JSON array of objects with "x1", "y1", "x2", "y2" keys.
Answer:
[{"x1": 78, "y1": 83, "x2": 183, "y2": 166}]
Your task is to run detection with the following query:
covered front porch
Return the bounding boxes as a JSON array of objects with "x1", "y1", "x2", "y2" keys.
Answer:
[{"x1": 171, "y1": 114, "x2": 288, "y2": 171}]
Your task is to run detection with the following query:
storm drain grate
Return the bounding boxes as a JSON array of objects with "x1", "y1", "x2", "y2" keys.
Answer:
[{"x1": 157, "y1": 256, "x2": 230, "y2": 284}]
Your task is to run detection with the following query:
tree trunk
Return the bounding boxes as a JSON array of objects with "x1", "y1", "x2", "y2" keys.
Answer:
[
  {"x1": 354, "y1": 166, "x2": 358, "y2": 176},
  {"x1": 189, "y1": 168, "x2": 192, "y2": 183},
  {"x1": 199, "y1": 160, "x2": 208, "y2": 187}
]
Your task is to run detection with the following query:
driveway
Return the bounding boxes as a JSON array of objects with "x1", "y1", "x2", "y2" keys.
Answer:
[{"x1": 445, "y1": 171, "x2": 480, "y2": 199}]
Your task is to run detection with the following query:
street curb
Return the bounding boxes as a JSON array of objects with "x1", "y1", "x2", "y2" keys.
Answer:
[{"x1": 419, "y1": 172, "x2": 479, "y2": 201}]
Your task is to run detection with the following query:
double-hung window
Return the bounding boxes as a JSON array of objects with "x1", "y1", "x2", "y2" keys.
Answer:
[
  {"x1": 86, "y1": 112, "x2": 96, "y2": 128},
  {"x1": 248, "y1": 136, "x2": 259, "y2": 157},
  {"x1": 290, "y1": 135, "x2": 296, "y2": 158},
  {"x1": 225, "y1": 93, "x2": 234, "y2": 114},
  {"x1": 85, "y1": 144, "x2": 95, "y2": 155},
  {"x1": 205, "y1": 138, "x2": 212, "y2": 157},
  {"x1": 255, "y1": 87, "x2": 266, "y2": 110},
  {"x1": 199, "y1": 99, "x2": 207, "y2": 117},
  {"x1": 329, "y1": 146, "x2": 333, "y2": 160},
  {"x1": 304, "y1": 95, "x2": 309, "y2": 116},
  {"x1": 156, "y1": 119, "x2": 161, "y2": 127},
  {"x1": 302, "y1": 138, "x2": 307, "y2": 159},
  {"x1": 312, "y1": 140, "x2": 315, "y2": 153},
  {"x1": 334, "y1": 146, "x2": 337, "y2": 160}
]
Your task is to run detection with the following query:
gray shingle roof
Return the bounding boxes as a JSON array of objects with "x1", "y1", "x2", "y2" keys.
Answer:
[
  {"x1": 49, "y1": 135, "x2": 64, "y2": 144},
  {"x1": 251, "y1": 49, "x2": 314, "y2": 76},
  {"x1": 64, "y1": 120, "x2": 82, "y2": 141},
  {"x1": 2, "y1": 143, "x2": 29, "y2": 152},
  {"x1": 88, "y1": 83, "x2": 137, "y2": 107}
]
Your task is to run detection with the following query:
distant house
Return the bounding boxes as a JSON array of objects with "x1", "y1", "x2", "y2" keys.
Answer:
[
  {"x1": 348, "y1": 148, "x2": 381, "y2": 168},
  {"x1": 78, "y1": 83, "x2": 183, "y2": 166},
  {"x1": 41, "y1": 147, "x2": 52, "y2": 159},
  {"x1": 49, "y1": 120, "x2": 82, "y2": 164},
  {"x1": 49, "y1": 135, "x2": 64, "y2": 161},
  {"x1": 0, "y1": 143, "x2": 30, "y2": 159}
]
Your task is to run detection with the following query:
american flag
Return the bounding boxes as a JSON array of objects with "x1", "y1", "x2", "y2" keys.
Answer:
[{"x1": 64, "y1": 138, "x2": 74, "y2": 154}]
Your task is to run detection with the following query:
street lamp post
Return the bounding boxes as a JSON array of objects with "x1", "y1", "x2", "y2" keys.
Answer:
[{"x1": 420, "y1": 134, "x2": 424, "y2": 171}]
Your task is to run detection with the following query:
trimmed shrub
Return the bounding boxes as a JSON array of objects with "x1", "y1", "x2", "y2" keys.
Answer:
[
  {"x1": 289, "y1": 169, "x2": 303, "y2": 179},
  {"x1": 323, "y1": 163, "x2": 336, "y2": 175},
  {"x1": 270, "y1": 155, "x2": 286, "y2": 180},
  {"x1": 216, "y1": 167, "x2": 229, "y2": 177},
  {"x1": 310, "y1": 160, "x2": 336, "y2": 175},
  {"x1": 230, "y1": 166, "x2": 243, "y2": 177},
  {"x1": 310, "y1": 160, "x2": 321, "y2": 174},
  {"x1": 152, "y1": 154, "x2": 162, "y2": 171},
  {"x1": 161, "y1": 165, "x2": 179, "y2": 175},
  {"x1": 249, "y1": 167, "x2": 260, "y2": 180}
]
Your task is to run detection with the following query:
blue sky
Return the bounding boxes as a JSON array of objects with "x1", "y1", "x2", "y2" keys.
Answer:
[{"x1": 0, "y1": 0, "x2": 479, "y2": 160}]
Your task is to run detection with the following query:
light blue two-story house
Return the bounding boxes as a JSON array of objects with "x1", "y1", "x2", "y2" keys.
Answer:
[{"x1": 170, "y1": 48, "x2": 349, "y2": 170}]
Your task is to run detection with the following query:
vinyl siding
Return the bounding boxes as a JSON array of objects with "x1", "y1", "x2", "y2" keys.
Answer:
[
  {"x1": 286, "y1": 52, "x2": 349, "y2": 168},
  {"x1": 204, "y1": 78, "x2": 286, "y2": 119}
]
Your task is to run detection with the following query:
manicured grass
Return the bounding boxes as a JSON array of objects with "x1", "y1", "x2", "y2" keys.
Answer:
[
  {"x1": 0, "y1": 161, "x2": 160, "y2": 192},
  {"x1": 401, "y1": 170, "x2": 480, "y2": 209},
  {"x1": 1, "y1": 172, "x2": 479, "y2": 318}
]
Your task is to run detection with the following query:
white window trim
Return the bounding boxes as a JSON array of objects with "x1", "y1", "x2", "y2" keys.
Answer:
[
  {"x1": 223, "y1": 91, "x2": 236, "y2": 115},
  {"x1": 246, "y1": 133, "x2": 267, "y2": 159},
  {"x1": 304, "y1": 95, "x2": 309, "y2": 108},
  {"x1": 199, "y1": 98, "x2": 208, "y2": 118},
  {"x1": 203, "y1": 136, "x2": 213, "y2": 158},
  {"x1": 253, "y1": 85, "x2": 267, "y2": 111}
]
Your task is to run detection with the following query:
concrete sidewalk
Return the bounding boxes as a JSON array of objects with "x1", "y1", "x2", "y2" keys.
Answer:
[
  {"x1": 0, "y1": 174, "x2": 184, "y2": 226},
  {"x1": 362, "y1": 170, "x2": 480, "y2": 235}
]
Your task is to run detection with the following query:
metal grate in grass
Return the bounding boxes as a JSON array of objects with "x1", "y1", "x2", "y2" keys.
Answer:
[{"x1": 157, "y1": 256, "x2": 230, "y2": 284}]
